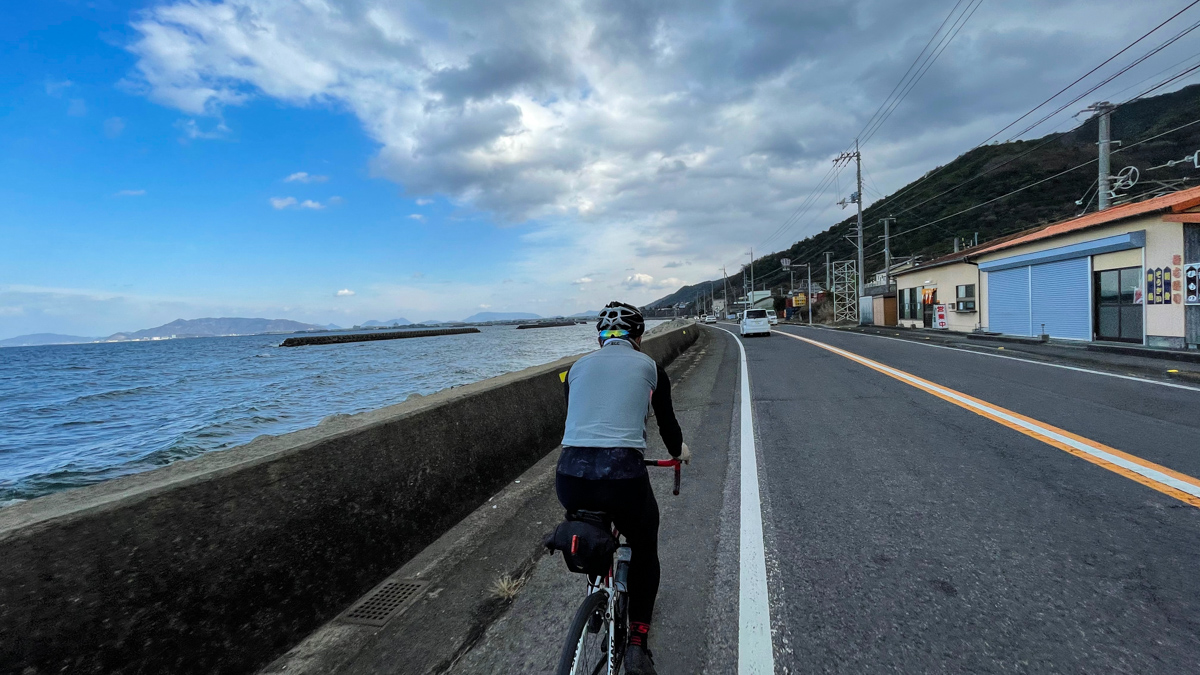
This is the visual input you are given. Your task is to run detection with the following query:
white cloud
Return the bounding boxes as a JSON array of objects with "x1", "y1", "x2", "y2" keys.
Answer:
[
  {"x1": 623, "y1": 273, "x2": 655, "y2": 289},
  {"x1": 478, "y1": 303, "x2": 491, "y2": 309},
  {"x1": 104, "y1": 117, "x2": 126, "y2": 138},
  {"x1": 124, "y1": 0, "x2": 1173, "y2": 310},
  {"x1": 299, "y1": 199, "x2": 325, "y2": 209},
  {"x1": 284, "y1": 172, "x2": 329, "y2": 183},
  {"x1": 176, "y1": 118, "x2": 229, "y2": 140},
  {"x1": 67, "y1": 99, "x2": 87, "y2": 117},
  {"x1": 270, "y1": 196, "x2": 297, "y2": 209},
  {"x1": 415, "y1": 198, "x2": 433, "y2": 205},
  {"x1": 328, "y1": 196, "x2": 344, "y2": 205},
  {"x1": 408, "y1": 214, "x2": 425, "y2": 222},
  {"x1": 45, "y1": 80, "x2": 72, "y2": 96},
  {"x1": 336, "y1": 289, "x2": 355, "y2": 296},
  {"x1": 573, "y1": 277, "x2": 593, "y2": 284},
  {"x1": 115, "y1": 189, "x2": 146, "y2": 197}
]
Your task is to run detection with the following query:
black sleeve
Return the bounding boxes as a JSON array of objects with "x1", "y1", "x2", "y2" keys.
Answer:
[
  {"x1": 651, "y1": 363, "x2": 684, "y2": 457},
  {"x1": 562, "y1": 368, "x2": 570, "y2": 408}
]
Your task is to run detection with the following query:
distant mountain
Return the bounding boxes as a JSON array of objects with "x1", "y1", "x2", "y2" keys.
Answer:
[
  {"x1": 360, "y1": 318, "x2": 412, "y2": 327},
  {"x1": 322, "y1": 324, "x2": 342, "y2": 330},
  {"x1": 570, "y1": 310, "x2": 600, "y2": 318},
  {"x1": 462, "y1": 311, "x2": 540, "y2": 322},
  {"x1": 106, "y1": 318, "x2": 324, "y2": 341},
  {"x1": 0, "y1": 333, "x2": 100, "y2": 348}
]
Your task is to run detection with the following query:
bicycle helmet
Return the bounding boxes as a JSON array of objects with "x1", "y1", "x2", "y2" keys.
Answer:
[{"x1": 596, "y1": 301, "x2": 645, "y2": 341}]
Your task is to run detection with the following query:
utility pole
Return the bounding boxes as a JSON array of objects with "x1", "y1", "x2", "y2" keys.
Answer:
[
  {"x1": 806, "y1": 264, "x2": 813, "y2": 325},
  {"x1": 749, "y1": 248, "x2": 755, "y2": 309},
  {"x1": 1085, "y1": 101, "x2": 1117, "y2": 210},
  {"x1": 825, "y1": 251, "x2": 833, "y2": 294},
  {"x1": 880, "y1": 216, "x2": 895, "y2": 291},
  {"x1": 722, "y1": 267, "x2": 729, "y2": 317},
  {"x1": 835, "y1": 141, "x2": 865, "y2": 299}
]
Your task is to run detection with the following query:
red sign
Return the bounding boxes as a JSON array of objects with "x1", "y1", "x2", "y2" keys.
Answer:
[{"x1": 933, "y1": 304, "x2": 949, "y2": 329}]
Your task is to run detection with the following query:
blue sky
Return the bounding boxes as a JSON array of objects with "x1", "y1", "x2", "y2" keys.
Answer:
[{"x1": 2, "y1": 0, "x2": 1195, "y2": 338}]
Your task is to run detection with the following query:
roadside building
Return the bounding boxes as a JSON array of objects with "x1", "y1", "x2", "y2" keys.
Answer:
[
  {"x1": 893, "y1": 186, "x2": 1200, "y2": 348},
  {"x1": 973, "y1": 187, "x2": 1200, "y2": 348},
  {"x1": 892, "y1": 251, "x2": 983, "y2": 332}
]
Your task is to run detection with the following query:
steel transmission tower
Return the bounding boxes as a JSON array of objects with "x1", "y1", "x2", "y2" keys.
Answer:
[
  {"x1": 832, "y1": 261, "x2": 858, "y2": 323},
  {"x1": 834, "y1": 142, "x2": 864, "y2": 322}
]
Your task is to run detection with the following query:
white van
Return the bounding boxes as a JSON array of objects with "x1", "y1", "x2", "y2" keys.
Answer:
[
  {"x1": 740, "y1": 309, "x2": 771, "y2": 337},
  {"x1": 766, "y1": 309, "x2": 779, "y2": 325}
]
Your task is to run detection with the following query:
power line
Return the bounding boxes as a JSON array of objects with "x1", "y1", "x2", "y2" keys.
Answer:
[
  {"x1": 854, "y1": 0, "x2": 972, "y2": 143},
  {"x1": 860, "y1": 0, "x2": 985, "y2": 147},
  {"x1": 873, "y1": 1, "x2": 1200, "y2": 211},
  {"x1": 885, "y1": 52, "x2": 1200, "y2": 220},
  {"x1": 882, "y1": 114, "x2": 1200, "y2": 242},
  {"x1": 982, "y1": 0, "x2": 1200, "y2": 145},
  {"x1": 1004, "y1": 16, "x2": 1200, "y2": 141}
]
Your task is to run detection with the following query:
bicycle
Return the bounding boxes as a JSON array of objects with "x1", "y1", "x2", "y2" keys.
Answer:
[{"x1": 554, "y1": 458, "x2": 682, "y2": 675}]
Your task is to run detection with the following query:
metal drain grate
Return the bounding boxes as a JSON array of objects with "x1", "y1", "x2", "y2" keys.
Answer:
[{"x1": 340, "y1": 579, "x2": 428, "y2": 627}]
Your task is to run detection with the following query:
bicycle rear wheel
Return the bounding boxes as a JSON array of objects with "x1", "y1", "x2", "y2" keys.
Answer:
[{"x1": 557, "y1": 590, "x2": 609, "y2": 675}]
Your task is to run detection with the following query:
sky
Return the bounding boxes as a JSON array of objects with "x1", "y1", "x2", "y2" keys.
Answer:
[{"x1": 3, "y1": 0, "x2": 1200, "y2": 338}]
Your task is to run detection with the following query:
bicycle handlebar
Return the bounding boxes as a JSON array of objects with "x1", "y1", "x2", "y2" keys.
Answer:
[{"x1": 643, "y1": 458, "x2": 682, "y2": 495}]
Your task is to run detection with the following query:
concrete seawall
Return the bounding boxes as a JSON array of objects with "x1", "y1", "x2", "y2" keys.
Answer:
[{"x1": 0, "y1": 321, "x2": 697, "y2": 675}]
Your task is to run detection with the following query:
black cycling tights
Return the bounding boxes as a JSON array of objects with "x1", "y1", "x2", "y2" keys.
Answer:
[{"x1": 555, "y1": 472, "x2": 661, "y2": 624}]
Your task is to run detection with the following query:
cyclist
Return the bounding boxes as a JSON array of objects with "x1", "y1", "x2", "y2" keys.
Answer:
[{"x1": 558, "y1": 301, "x2": 690, "y2": 675}]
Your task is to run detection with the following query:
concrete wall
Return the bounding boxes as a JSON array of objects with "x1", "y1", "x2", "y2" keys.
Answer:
[{"x1": 0, "y1": 322, "x2": 699, "y2": 675}]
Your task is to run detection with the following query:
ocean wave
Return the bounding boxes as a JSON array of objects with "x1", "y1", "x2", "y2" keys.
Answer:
[{"x1": 69, "y1": 385, "x2": 156, "y2": 405}]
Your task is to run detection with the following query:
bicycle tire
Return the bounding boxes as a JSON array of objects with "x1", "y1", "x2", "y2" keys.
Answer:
[{"x1": 556, "y1": 590, "x2": 609, "y2": 675}]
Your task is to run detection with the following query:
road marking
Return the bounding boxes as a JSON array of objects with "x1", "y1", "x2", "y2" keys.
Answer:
[
  {"x1": 781, "y1": 325, "x2": 1200, "y2": 393},
  {"x1": 775, "y1": 330, "x2": 1200, "y2": 509},
  {"x1": 713, "y1": 326, "x2": 776, "y2": 673}
]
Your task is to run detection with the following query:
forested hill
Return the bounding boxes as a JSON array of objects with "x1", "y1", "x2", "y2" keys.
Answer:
[{"x1": 648, "y1": 83, "x2": 1200, "y2": 310}]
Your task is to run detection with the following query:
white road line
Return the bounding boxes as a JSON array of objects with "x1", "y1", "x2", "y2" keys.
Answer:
[
  {"x1": 713, "y1": 326, "x2": 776, "y2": 674},
  {"x1": 782, "y1": 325, "x2": 1200, "y2": 393}
]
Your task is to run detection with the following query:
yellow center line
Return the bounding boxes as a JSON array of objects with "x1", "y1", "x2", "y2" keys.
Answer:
[{"x1": 773, "y1": 330, "x2": 1200, "y2": 509}]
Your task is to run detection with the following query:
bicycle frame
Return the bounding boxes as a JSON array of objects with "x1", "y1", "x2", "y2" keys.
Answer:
[{"x1": 567, "y1": 458, "x2": 681, "y2": 675}]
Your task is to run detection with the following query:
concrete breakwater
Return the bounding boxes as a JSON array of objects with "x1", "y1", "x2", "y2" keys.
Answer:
[
  {"x1": 516, "y1": 321, "x2": 577, "y2": 329},
  {"x1": 280, "y1": 327, "x2": 480, "y2": 347},
  {"x1": 0, "y1": 320, "x2": 698, "y2": 675}
]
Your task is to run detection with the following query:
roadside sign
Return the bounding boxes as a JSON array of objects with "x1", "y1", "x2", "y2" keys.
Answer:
[
  {"x1": 781, "y1": 258, "x2": 791, "y2": 270},
  {"x1": 933, "y1": 304, "x2": 948, "y2": 329}
]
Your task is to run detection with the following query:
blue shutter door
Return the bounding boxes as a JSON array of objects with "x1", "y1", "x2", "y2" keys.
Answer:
[
  {"x1": 987, "y1": 267, "x2": 1031, "y2": 335},
  {"x1": 1031, "y1": 257, "x2": 1091, "y2": 340}
]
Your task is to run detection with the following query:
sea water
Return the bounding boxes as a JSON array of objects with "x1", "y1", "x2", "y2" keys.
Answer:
[{"x1": 0, "y1": 322, "x2": 662, "y2": 506}]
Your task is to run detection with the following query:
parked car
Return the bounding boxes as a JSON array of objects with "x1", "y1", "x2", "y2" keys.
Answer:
[
  {"x1": 766, "y1": 309, "x2": 779, "y2": 325},
  {"x1": 704, "y1": 314, "x2": 717, "y2": 323},
  {"x1": 740, "y1": 309, "x2": 771, "y2": 337}
]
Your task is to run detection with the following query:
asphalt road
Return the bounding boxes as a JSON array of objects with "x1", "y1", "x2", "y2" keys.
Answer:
[{"x1": 748, "y1": 324, "x2": 1200, "y2": 673}]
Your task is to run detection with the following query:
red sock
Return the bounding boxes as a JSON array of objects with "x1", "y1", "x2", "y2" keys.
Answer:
[{"x1": 629, "y1": 621, "x2": 650, "y2": 647}]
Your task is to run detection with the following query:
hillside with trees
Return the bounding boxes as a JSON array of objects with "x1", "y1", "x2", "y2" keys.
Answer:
[{"x1": 649, "y1": 84, "x2": 1200, "y2": 312}]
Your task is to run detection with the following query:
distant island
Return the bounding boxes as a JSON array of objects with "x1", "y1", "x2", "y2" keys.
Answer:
[
  {"x1": 3, "y1": 310, "x2": 605, "y2": 348},
  {"x1": 0, "y1": 333, "x2": 102, "y2": 347},
  {"x1": 1, "y1": 318, "x2": 329, "y2": 347}
]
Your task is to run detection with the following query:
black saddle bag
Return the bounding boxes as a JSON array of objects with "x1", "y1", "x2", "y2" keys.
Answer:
[{"x1": 543, "y1": 510, "x2": 618, "y2": 576}]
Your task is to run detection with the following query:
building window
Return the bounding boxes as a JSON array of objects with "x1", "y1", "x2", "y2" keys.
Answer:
[
  {"x1": 956, "y1": 284, "x2": 976, "y2": 312},
  {"x1": 899, "y1": 287, "x2": 920, "y2": 320},
  {"x1": 1094, "y1": 267, "x2": 1142, "y2": 343}
]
